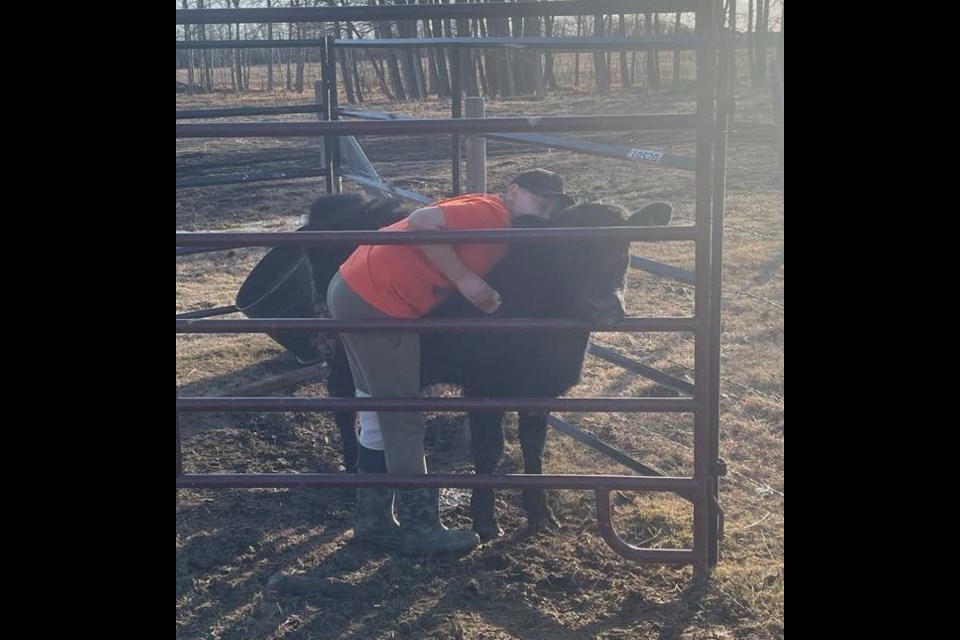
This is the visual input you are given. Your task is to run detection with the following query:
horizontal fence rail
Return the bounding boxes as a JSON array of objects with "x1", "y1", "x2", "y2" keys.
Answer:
[
  {"x1": 176, "y1": 317, "x2": 699, "y2": 334},
  {"x1": 175, "y1": 227, "x2": 698, "y2": 247},
  {"x1": 176, "y1": 396, "x2": 696, "y2": 413},
  {"x1": 176, "y1": 2, "x2": 702, "y2": 25},
  {"x1": 176, "y1": 114, "x2": 699, "y2": 138},
  {"x1": 175, "y1": 36, "x2": 700, "y2": 51}
]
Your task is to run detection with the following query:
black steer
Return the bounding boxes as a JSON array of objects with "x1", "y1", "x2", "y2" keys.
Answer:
[{"x1": 303, "y1": 194, "x2": 671, "y2": 538}]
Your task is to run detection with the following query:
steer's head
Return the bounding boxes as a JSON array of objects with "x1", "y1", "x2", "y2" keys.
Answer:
[{"x1": 544, "y1": 202, "x2": 673, "y2": 325}]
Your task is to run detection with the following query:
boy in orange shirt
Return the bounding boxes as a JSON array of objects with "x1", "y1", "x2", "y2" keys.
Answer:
[{"x1": 327, "y1": 169, "x2": 574, "y2": 555}]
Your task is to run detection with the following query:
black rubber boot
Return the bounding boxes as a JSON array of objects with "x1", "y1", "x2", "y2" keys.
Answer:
[
  {"x1": 394, "y1": 488, "x2": 481, "y2": 555},
  {"x1": 353, "y1": 446, "x2": 401, "y2": 546}
]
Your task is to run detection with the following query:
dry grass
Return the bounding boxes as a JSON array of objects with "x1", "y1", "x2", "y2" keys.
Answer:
[{"x1": 177, "y1": 83, "x2": 783, "y2": 639}]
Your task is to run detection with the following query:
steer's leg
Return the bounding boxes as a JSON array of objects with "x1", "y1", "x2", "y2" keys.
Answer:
[
  {"x1": 519, "y1": 412, "x2": 560, "y2": 533},
  {"x1": 327, "y1": 341, "x2": 359, "y2": 474},
  {"x1": 468, "y1": 410, "x2": 505, "y2": 541}
]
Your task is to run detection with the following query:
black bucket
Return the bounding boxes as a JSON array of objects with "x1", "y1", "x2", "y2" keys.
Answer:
[{"x1": 235, "y1": 242, "x2": 323, "y2": 364}]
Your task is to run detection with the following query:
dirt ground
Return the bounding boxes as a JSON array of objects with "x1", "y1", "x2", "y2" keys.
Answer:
[{"x1": 176, "y1": 83, "x2": 783, "y2": 639}]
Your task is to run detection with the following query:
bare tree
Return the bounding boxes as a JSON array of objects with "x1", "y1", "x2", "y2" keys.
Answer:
[
  {"x1": 618, "y1": 14, "x2": 630, "y2": 88},
  {"x1": 291, "y1": 1, "x2": 305, "y2": 92},
  {"x1": 673, "y1": 11, "x2": 682, "y2": 83},
  {"x1": 474, "y1": 23, "x2": 488, "y2": 95},
  {"x1": 423, "y1": 5, "x2": 451, "y2": 97},
  {"x1": 361, "y1": 15, "x2": 395, "y2": 102},
  {"x1": 754, "y1": 0, "x2": 771, "y2": 86},
  {"x1": 440, "y1": 0, "x2": 458, "y2": 98},
  {"x1": 645, "y1": 12, "x2": 660, "y2": 89},
  {"x1": 232, "y1": 1, "x2": 244, "y2": 92},
  {"x1": 482, "y1": 10, "x2": 509, "y2": 96},
  {"x1": 574, "y1": 15, "x2": 581, "y2": 88},
  {"x1": 522, "y1": 15, "x2": 544, "y2": 95},
  {"x1": 432, "y1": 10, "x2": 451, "y2": 97},
  {"x1": 544, "y1": 15, "x2": 558, "y2": 91},
  {"x1": 455, "y1": 0, "x2": 478, "y2": 96},
  {"x1": 182, "y1": 0, "x2": 195, "y2": 93},
  {"x1": 343, "y1": 16, "x2": 365, "y2": 102},
  {"x1": 394, "y1": 0, "x2": 424, "y2": 100},
  {"x1": 325, "y1": 0, "x2": 356, "y2": 103},
  {"x1": 198, "y1": 0, "x2": 213, "y2": 91},
  {"x1": 773, "y1": 1, "x2": 783, "y2": 168},
  {"x1": 778, "y1": 0, "x2": 784, "y2": 71},
  {"x1": 747, "y1": 0, "x2": 755, "y2": 86},
  {"x1": 373, "y1": 0, "x2": 406, "y2": 99},
  {"x1": 285, "y1": 8, "x2": 294, "y2": 90},
  {"x1": 266, "y1": 0, "x2": 274, "y2": 90},
  {"x1": 593, "y1": 14, "x2": 610, "y2": 94}
]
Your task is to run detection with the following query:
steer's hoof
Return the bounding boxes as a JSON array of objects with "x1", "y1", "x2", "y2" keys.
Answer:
[
  {"x1": 473, "y1": 520, "x2": 504, "y2": 542},
  {"x1": 524, "y1": 511, "x2": 561, "y2": 536}
]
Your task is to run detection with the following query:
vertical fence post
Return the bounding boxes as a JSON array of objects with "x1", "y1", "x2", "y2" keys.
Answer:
[
  {"x1": 313, "y1": 79, "x2": 331, "y2": 192},
  {"x1": 177, "y1": 389, "x2": 183, "y2": 477},
  {"x1": 451, "y1": 48, "x2": 463, "y2": 195},
  {"x1": 321, "y1": 35, "x2": 342, "y2": 194},
  {"x1": 465, "y1": 96, "x2": 486, "y2": 193}
]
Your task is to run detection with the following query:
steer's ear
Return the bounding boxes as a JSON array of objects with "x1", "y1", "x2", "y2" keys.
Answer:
[{"x1": 628, "y1": 202, "x2": 673, "y2": 226}]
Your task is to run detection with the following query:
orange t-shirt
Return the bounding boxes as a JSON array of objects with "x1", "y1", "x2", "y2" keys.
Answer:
[{"x1": 339, "y1": 194, "x2": 512, "y2": 317}]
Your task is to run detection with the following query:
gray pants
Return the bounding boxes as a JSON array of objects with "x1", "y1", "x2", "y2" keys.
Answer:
[{"x1": 327, "y1": 272, "x2": 427, "y2": 475}]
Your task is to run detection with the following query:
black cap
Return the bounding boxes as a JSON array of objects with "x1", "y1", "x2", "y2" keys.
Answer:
[{"x1": 510, "y1": 169, "x2": 576, "y2": 210}]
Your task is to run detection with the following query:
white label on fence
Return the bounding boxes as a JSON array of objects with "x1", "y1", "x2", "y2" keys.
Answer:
[{"x1": 627, "y1": 148, "x2": 665, "y2": 162}]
